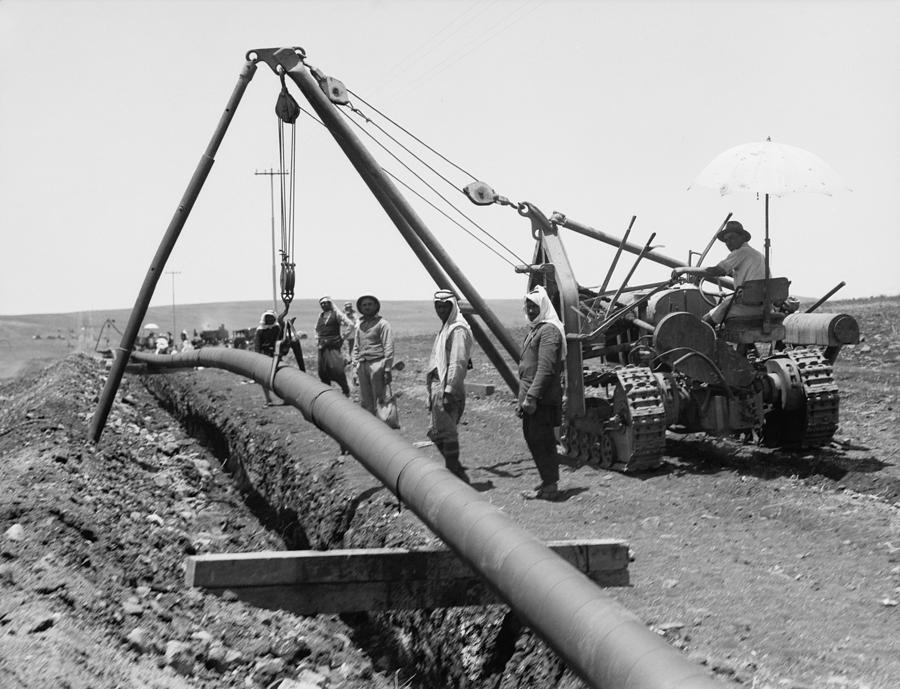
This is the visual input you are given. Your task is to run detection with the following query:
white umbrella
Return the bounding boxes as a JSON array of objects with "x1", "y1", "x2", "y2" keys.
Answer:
[
  {"x1": 689, "y1": 137, "x2": 849, "y2": 273},
  {"x1": 143, "y1": 323, "x2": 159, "y2": 330}
]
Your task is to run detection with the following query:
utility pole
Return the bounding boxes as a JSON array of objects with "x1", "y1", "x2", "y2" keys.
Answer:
[
  {"x1": 254, "y1": 168, "x2": 289, "y2": 312},
  {"x1": 165, "y1": 270, "x2": 180, "y2": 338}
]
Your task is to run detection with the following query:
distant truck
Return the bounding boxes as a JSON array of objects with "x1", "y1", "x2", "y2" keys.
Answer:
[
  {"x1": 231, "y1": 328, "x2": 255, "y2": 350},
  {"x1": 199, "y1": 324, "x2": 230, "y2": 347}
]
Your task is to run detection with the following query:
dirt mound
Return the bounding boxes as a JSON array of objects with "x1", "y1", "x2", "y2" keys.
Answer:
[{"x1": 0, "y1": 354, "x2": 394, "y2": 689}]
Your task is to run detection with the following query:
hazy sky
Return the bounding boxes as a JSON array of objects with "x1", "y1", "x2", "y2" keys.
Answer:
[{"x1": 2, "y1": 0, "x2": 899, "y2": 316}]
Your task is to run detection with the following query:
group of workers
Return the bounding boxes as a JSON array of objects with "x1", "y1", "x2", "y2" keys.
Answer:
[
  {"x1": 150, "y1": 330, "x2": 197, "y2": 354},
  {"x1": 246, "y1": 220, "x2": 763, "y2": 502},
  {"x1": 253, "y1": 295, "x2": 396, "y2": 421},
  {"x1": 312, "y1": 294, "x2": 396, "y2": 420}
]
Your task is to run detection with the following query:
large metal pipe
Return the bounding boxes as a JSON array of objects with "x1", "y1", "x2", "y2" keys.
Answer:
[
  {"x1": 275, "y1": 50, "x2": 522, "y2": 364},
  {"x1": 88, "y1": 59, "x2": 259, "y2": 442},
  {"x1": 129, "y1": 349, "x2": 723, "y2": 689}
]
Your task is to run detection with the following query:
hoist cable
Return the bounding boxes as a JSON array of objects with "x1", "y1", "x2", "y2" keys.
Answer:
[
  {"x1": 384, "y1": 169, "x2": 519, "y2": 268},
  {"x1": 274, "y1": 75, "x2": 299, "y2": 309},
  {"x1": 347, "y1": 101, "x2": 460, "y2": 192},
  {"x1": 342, "y1": 106, "x2": 527, "y2": 265},
  {"x1": 277, "y1": 119, "x2": 288, "y2": 256},
  {"x1": 290, "y1": 102, "x2": 528, "y2": 268},
  {"x1": 289, "y1": 122, "x2": 298, "y2": 260},
  {"x1": 339, "y1": 106, "x2": 528, "y2": 265},
  {"x1": 347, "y1": 88, "x2": 480, "y2": 183}
]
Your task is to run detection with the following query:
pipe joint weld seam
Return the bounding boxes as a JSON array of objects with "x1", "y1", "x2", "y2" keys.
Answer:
[
  {"x1": 394, "y1": 459, "x2": 421, "y2": 503},
  {"x1": 304, "y1": 387, "x2": 333, "y2": 428}
]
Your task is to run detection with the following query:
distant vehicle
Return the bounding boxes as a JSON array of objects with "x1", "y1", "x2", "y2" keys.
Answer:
[
  {"x1": 199, "y1": 324, "x2": 230, "y2": 347},
  {"x1": 231, "y1": 328, "x2": 255, "y2": 350}
]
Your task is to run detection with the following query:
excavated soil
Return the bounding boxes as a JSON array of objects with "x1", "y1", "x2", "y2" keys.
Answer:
[{"x1": 1, "y1": 297, "x2": 899, "y2": 689}]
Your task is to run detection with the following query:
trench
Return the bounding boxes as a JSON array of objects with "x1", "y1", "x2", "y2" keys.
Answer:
[
  {"x1": 141, "y1": 371, "x2": 564, "y2": 689},
  {"x1": 178, "y1": 411, "x2": 311, "y2": 550}
]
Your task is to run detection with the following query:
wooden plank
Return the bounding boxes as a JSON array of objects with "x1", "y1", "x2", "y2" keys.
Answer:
[
  {"x1": 187, "y1": 539, "x2": 629, "y2": 587},
  {"x1": 465, "y1": 382, "x2": 495, "y2": 396},
  {"x1": 185, "y1": 539, "x2": 630, "y2": 613}
]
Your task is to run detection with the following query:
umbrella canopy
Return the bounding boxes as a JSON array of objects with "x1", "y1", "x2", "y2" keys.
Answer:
[
  {"x1": 689, "y1": 138, "x2": 849, "y2": 198},
  {"x1": 689, "y1": 138, "x2": 849, "y2": 279},
  {"x1": 143, "y1": 323, "x2": 159, "y2": 330}
]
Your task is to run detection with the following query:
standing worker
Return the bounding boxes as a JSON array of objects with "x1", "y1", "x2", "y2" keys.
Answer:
[
  {"x1": 351, "y1": 294, "x2": 396, "y2": 422},
  {"x1": 516, "y1": 285, "x2": 566, "y2": 501},
  {"x1": 426, "y1": 289, "x2": 473, "y2": 483},
  {"x1": 315, "y1": 296, "x2": 352, "y2": 396},
  {"x1": 341, "y1": 301, "x2": 359, "y2": 359}
]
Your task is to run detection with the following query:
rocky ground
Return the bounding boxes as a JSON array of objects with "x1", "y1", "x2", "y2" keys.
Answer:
[{"x1": 0, "y1": 297, "x2": 898, "y2": 688}]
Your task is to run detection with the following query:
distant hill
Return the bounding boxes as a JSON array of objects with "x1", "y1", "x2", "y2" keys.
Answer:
[
  {"x1": 4, "y1": 293, "x2": 896, "y2": 342},
  {"x1": 0, "y1": 299, "x2": 528, "y2": 381},
  {"x1": 2, "y1": 294, "x2": 896, "y2": 382},
  {"x1": 0, "y1": 299, "x2": 530, "y2": 341}
]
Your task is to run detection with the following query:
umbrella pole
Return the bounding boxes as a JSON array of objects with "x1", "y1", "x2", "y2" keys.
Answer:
[
  {"x1": 764, "y1": 193, "x2": 771, "y2": 278},
  {"x1": 763, "y1": 192, "x2": 772, "y2": 332}
]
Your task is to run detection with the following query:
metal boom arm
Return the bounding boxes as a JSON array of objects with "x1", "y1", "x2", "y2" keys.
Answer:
[{"x1": 89, "y1": 57, "x2": 259, "y2": 442}]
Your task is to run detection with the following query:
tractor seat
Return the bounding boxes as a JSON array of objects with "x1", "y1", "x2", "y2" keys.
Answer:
[{"x1": 722, "y1": 277, "x2": 791, "y2": 344}]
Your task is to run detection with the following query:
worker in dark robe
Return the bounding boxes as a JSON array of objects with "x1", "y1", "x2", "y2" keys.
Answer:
[{"x1": 315, "y1": 296, "x2": 352, "y2": 396}]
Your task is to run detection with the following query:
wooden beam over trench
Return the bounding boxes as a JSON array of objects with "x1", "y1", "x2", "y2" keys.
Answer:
[{"x1": 186, "y1": 538, "x2": 630, "y2": 614}]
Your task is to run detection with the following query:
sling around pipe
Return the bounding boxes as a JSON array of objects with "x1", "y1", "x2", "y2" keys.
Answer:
[{"x1": 130, "y1": 348, "x2": 725, "y2": 689}]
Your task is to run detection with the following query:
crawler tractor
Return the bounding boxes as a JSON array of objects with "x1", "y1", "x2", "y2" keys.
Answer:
[{"x1": 515, "y1": 206, "x2": 860, "y2": 471}]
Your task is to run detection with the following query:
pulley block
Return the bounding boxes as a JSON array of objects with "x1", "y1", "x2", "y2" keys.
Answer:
[
  {"x1": 280, "y1": 263, "x2": 296, "y2": 303},
  {"x1": 276, "y1": 82, "x2": 301, "y2": 123},
  {"x1": 463, "y1": 181, "x2": 497, "y2": 205},
  {"x1": 320, "y1": 76, "x2": 350, "y2": 105}
]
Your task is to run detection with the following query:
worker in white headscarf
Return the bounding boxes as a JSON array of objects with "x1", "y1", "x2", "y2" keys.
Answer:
[
  {"x1": 315, "y1": 296, "x2": 353, "y2": 396},
  {"x1": 516, "y1": 284, "x2": 566, "y2": 500},
  {"x1": 426, "y1": 289, "x2": 474, "y2": 483}
]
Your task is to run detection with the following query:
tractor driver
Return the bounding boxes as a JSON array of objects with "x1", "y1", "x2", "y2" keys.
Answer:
[{"x1": 671, "y1": 220, "x2": 766, "y2": 326}]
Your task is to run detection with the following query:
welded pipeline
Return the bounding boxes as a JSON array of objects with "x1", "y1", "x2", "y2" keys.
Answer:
[{"x1": 130, "y1": 349, "x2": 724, "y2": 689}]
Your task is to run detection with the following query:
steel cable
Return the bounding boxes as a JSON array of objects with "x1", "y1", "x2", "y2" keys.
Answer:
[{"x1": 337, "y1": 106, "x2": 529, "y2": 265}]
